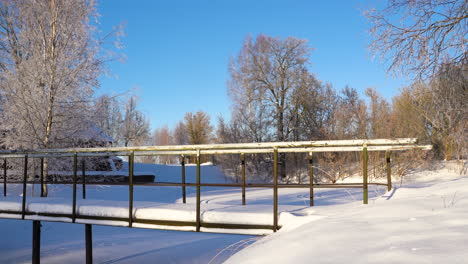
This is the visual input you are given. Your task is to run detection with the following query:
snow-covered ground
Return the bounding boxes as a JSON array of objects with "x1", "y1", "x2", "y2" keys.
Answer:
[
  {"x1": 0, "y1": 162, "x2": 466, "y2": 263},
  {"x1": 226, "y1": 164, "x2": 468, "y2": 264}
]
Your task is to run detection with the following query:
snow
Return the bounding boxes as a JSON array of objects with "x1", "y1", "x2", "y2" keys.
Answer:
[
  {"x1": 0, "y1": 162, "x2": 466, "y2": 263},
  {"x1": 225, "y1": 164, "x2": 468, "y2": 264}
]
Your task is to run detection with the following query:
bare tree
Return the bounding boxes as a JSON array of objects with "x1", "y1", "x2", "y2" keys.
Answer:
[
  {"x1": 121, "y1": 95, "x2": 150, "y2": 147},
  {"x1": 0, "y1": 0, "x2": 122, "y2": 195},
  {"x1": 365, "y1": 0, "x2": 468, "y2": 79},
  {"x1": 172, "y1": 121, "x2": 188, "y2": 145}
]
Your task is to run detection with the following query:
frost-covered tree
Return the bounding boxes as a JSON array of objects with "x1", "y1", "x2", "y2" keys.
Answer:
[{"x1": 121, "y1": 95, "x2": 150, "y2": 147}]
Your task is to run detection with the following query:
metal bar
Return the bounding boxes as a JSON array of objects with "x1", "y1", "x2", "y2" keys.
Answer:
[
  {"x1": 196, "y1": 149, "x2": 201, "y2": 232},
  {"x1": 273, "y1": 148, "x2": 278, "y2": 232},
  {"x1": 82, "y1": 159, "x2": 86, "y2": 199},
  {"x1": 0, "y1": 138, "x2": 420, "y2": 155},
  {"x1": 128, "y1": 151, "x2": 134, "y2": 227},
  {"x1": 85, "y1": 224, "x2": 93, "y2": 264},
  {"x1": 363, "y1": 144, "x2": 368, "y2": 204},
  {"x1": 241, "y1": 153, "x2": 246, "y2": 205},
  {"x1": 32, "y1": 220, "x2": 41, "y2": 264},
  {"x1": 22, "y1": 155, "x2": 28, "y2": 220},
  {"x1": 309, "y1": 152, "x2": 314, "y2": 206},
  {"x1": 181, "y1": 155, "x2": 186, "y2": 204},
  {"x1": 72, "y1": 153, "x2": 78, "y2": 223},
  {"x1": 386, "y1": 150, "x2": 392, "y2": 191},
  {"x1": 40, "y1": 158, "x2": 45, "y2": 197},
  {"x1": 3, "y1": 159, "x2": 6, "y2": 197}
]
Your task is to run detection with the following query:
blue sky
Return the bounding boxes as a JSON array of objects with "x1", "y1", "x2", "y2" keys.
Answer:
[{"x1": 97, "y1": 0, "x2": 410, "y2": 130}]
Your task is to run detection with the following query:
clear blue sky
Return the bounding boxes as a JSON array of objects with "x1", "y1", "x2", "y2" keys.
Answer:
[{"x1": 97, "y1": 0, "x2": 409, "y2": 130}]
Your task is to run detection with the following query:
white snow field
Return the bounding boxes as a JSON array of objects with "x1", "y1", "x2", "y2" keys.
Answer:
[
  {"x1": 0, "y1": 162, "x2": 466, "y2": 263},
  {"x1": 225, "y1": 163, "x2": 468, "y2": 264}
]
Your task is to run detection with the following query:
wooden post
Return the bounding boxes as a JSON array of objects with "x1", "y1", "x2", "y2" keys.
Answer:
[
  {"x1": 128, "y1": 151, "x2": 134, "y2": 227},
  {"x1": 85, "y1": 224, "x2": 93, "y2": 264},
  {"x1": 181, "y1": 155, "x2": 186, "y2": 204},
  {"x1": 273, "y1": 148, "x2": 278, "y2": 232},
  {"x1": 196, "y1": 150, "x2": 201, "y2": 232},
  {"x1": 241, "y1": 153, "x2": 246, "y2": 205},
  {"x1": 32, "y1": 220, "x2": 41, "y2": 264},
  {"x1": 72, "y1": 153, "x2": 78, "y2": 223},
  {"x1": 82, "y1": 159, "x2": 86, "y2": 199},
  {"x1": 3, "y1": 159, "x2": 6, "y2": 197},
  {"x1": 363, "y1": 144, "x2": 368, "y2": 204},
  {"x1": 22, "y1": 155, "x2": 28, "y2": 220},
  {"x1": 40, "y1": 158, "x2": 45, "y2": 197},
  {"x1": 386, "y1": 150, "x2": 392, "y2": 192},
  {"x1": 309, "y1": 152, "x2": 314, "y2": 206}
]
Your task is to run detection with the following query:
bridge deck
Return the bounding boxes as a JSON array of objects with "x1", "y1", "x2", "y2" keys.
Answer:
[{"x1": 0, "y1": 197, "x2": 301, "y2": 235}]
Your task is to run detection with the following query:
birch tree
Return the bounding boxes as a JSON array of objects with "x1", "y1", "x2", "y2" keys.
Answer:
[{"x1": 365, "y1": 0, "x2": 467, "y2": 79}]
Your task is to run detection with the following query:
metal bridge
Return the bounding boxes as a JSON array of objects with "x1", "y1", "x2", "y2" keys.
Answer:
[{"x1": 0, "y1": 138, "x2": 431, "y2": 264}]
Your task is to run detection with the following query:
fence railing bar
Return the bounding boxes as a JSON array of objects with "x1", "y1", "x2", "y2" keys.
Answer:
[
  {"x1": 128, "y1": 151, "x2": 134, "y2": 227},
  {"x1": 21, "y1": 155, "x2": 28, "y2": 220},
  {"x1": 273, "y1": 148, "x2": 278, "y2": 232},
  {"x1": 386, "y1": 150, "x2": 392, "y2": 191},
  {"x1": 309, "y1": 152, "x2": 314, "y2": 206},
  {"x1": 181, "y1": 155, "x2": 186, "y2": 204},
  {"x1": 363, "y1": 144, "x2": 368, "y2": 204},
  {"x1": 196, "y1": 149, "x2": 201, "y2": 232},
  {"x1": 72, "y1": 153, "x2": 78, "y2": 223},
  {"x1": 82, "y1": 159, "x2": 86, "y2": 199},
  {"x1": 241, "y1": 153, "x2": 246, "y2": 205},
  {"x1": 3, "y1": 159, "x2": 6, "y2": 197}
]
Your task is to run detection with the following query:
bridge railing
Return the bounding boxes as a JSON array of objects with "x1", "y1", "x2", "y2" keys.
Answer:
[{"x1": 0, "y1": 138, "x2": 431, "y2": 232}]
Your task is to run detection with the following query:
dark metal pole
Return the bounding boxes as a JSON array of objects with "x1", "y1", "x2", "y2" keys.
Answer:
[
  {"x1": 128, "y1": 151, "x2": 134, "y2": 227},
  {"x1": 309, "y1": 152, "x2": 314, "y2": 206},
  {"x1": 386, "y1": 150, "x2": 392, "y2": 192},
  {"x1": 196, "y1": 150, "x2": 201, "y2": 232},
  {"x1": 40, "y1": 158, "x2": 45, "y2": 197},
  {"x1": 72, "y1": 153, "x2": 78, "y2": 223},
  {"x1": 85, "y1": 224, "x2": 93, "y2": 264},
  {"x1": 82, "y1": 159, "x2": 86, "y2": 199},
  {"x1": 363, "y1": 145, "x2": 368, "y2": 204},
  {"x1": 3, "y1": 159, "x2": 6, "y2": 197},
  {"x1": 181, "y1": 155, "x2": 186, "y2": 204},
  {"x1": 22, "y1": 155, "x2": 28, "y2": 220},
  {"x1": 241, "y1": 153, "x2": 246, "y2": 205},
  {"x1": 32, "y1": 220, "x2": 41, "y2": 264},
  {"x1": 273, "y1": 148, "x2": 278, "y2": 232}
]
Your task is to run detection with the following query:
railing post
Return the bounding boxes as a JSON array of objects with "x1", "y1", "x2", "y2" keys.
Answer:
[
  {"x1": 40, "y1": 158, "x2": 45, "y2": 197},
  {"x1": 128, "y1": 151, "x2": 134, "y2": 227},
  {"x1": 273, "y1": 148, "x2": 278, "y2": 232},
  {"x1": 386, "y1": 150, "x2": 392, "y2": 192},
  {"x1": 181, "y1": 155, "x2": 186, "y2": 204},
  {"x1": 85, "y1": 224, "x2": 93, "y2": 264},
  {"x1": 82, "y1": 159, "x2": 86, "y2": 199},
  {"x1": 363, "y1": 144, "x2": 368, "y2": 204},
  {"x1": 22, "y1": 155, "x2": 28, "y2": 220},
  {"x1": 309, "y1": 152, "x2": 314, "y2": 206},
  {"x1": 32, "y1": 220, "x2": 41, "y2": 264},
  {"x1": 3, "y1": 159, "x2": 6, "y2": 197},
  {"x1": 196, "y1": 149, "x2": 201, "y2": 232},
  {"x1": 72, "y1": 153, "x2": 78, "y2": 223},
  {"x1": 241, "y1": 153, "x2": 246, "y2": 205}
]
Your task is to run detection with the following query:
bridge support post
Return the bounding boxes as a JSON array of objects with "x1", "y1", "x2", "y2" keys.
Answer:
[
  {"x1": 309, "y1": 152, "x2": 314, "y2": 206},
  {"x1": 32, "y1": 220, "x2": 41, "y2": 264},
  {"x1": 196, "y1": 150, "x2": 201, "y2": 232},
  {"x1": 363, "y1": 144, "x2": 368, "y2": 204},
  {"x1": 181, "y1": 155, "x2": 186, "y2": 204},
  {"x1": 3, "y1": 159, "x2": 6, "y2": 197},
  {"x1": 241, "y1": 153, "x2": 246, "y2": 205},
  {"x1": 85, "y1": 224, "x2": 93, "y2": 264},
  {"x1": 386, "y1": 151, "x2": 392, "y2": 191},
  {"x1": 273, "y1": 148, "x2": 278, "y2": 232}
]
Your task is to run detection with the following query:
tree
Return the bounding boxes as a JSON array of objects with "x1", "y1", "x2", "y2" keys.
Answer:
[
  {"x1": 172, "y1": 121, "x2": 188, "y2": 145},
  {"x1": 229, "y1": 34, "x2": 326, "y2": 178},
  {"x1": 152, "y1": 125, "x2": 174, "y2": 164},
  {"x1": 0, "y1": 0, "x2": 121, "y2": 195},
  {"x1": 365, "y1": 0, "x2": 467, "y2": 79},
  {"x1": 121, "y1": 95, "x2": 150, "y2": 147},
  {"x1": 184, "y1": 111, "x2": 213, "y2": 145},
  {"x1": 93, "y1": 95, "x2": 123, "y2": 145}
]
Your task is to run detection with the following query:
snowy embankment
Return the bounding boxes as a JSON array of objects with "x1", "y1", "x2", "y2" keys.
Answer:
[{"x1": 225, "y1": 165, "x2": 468, "y2": 264}]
